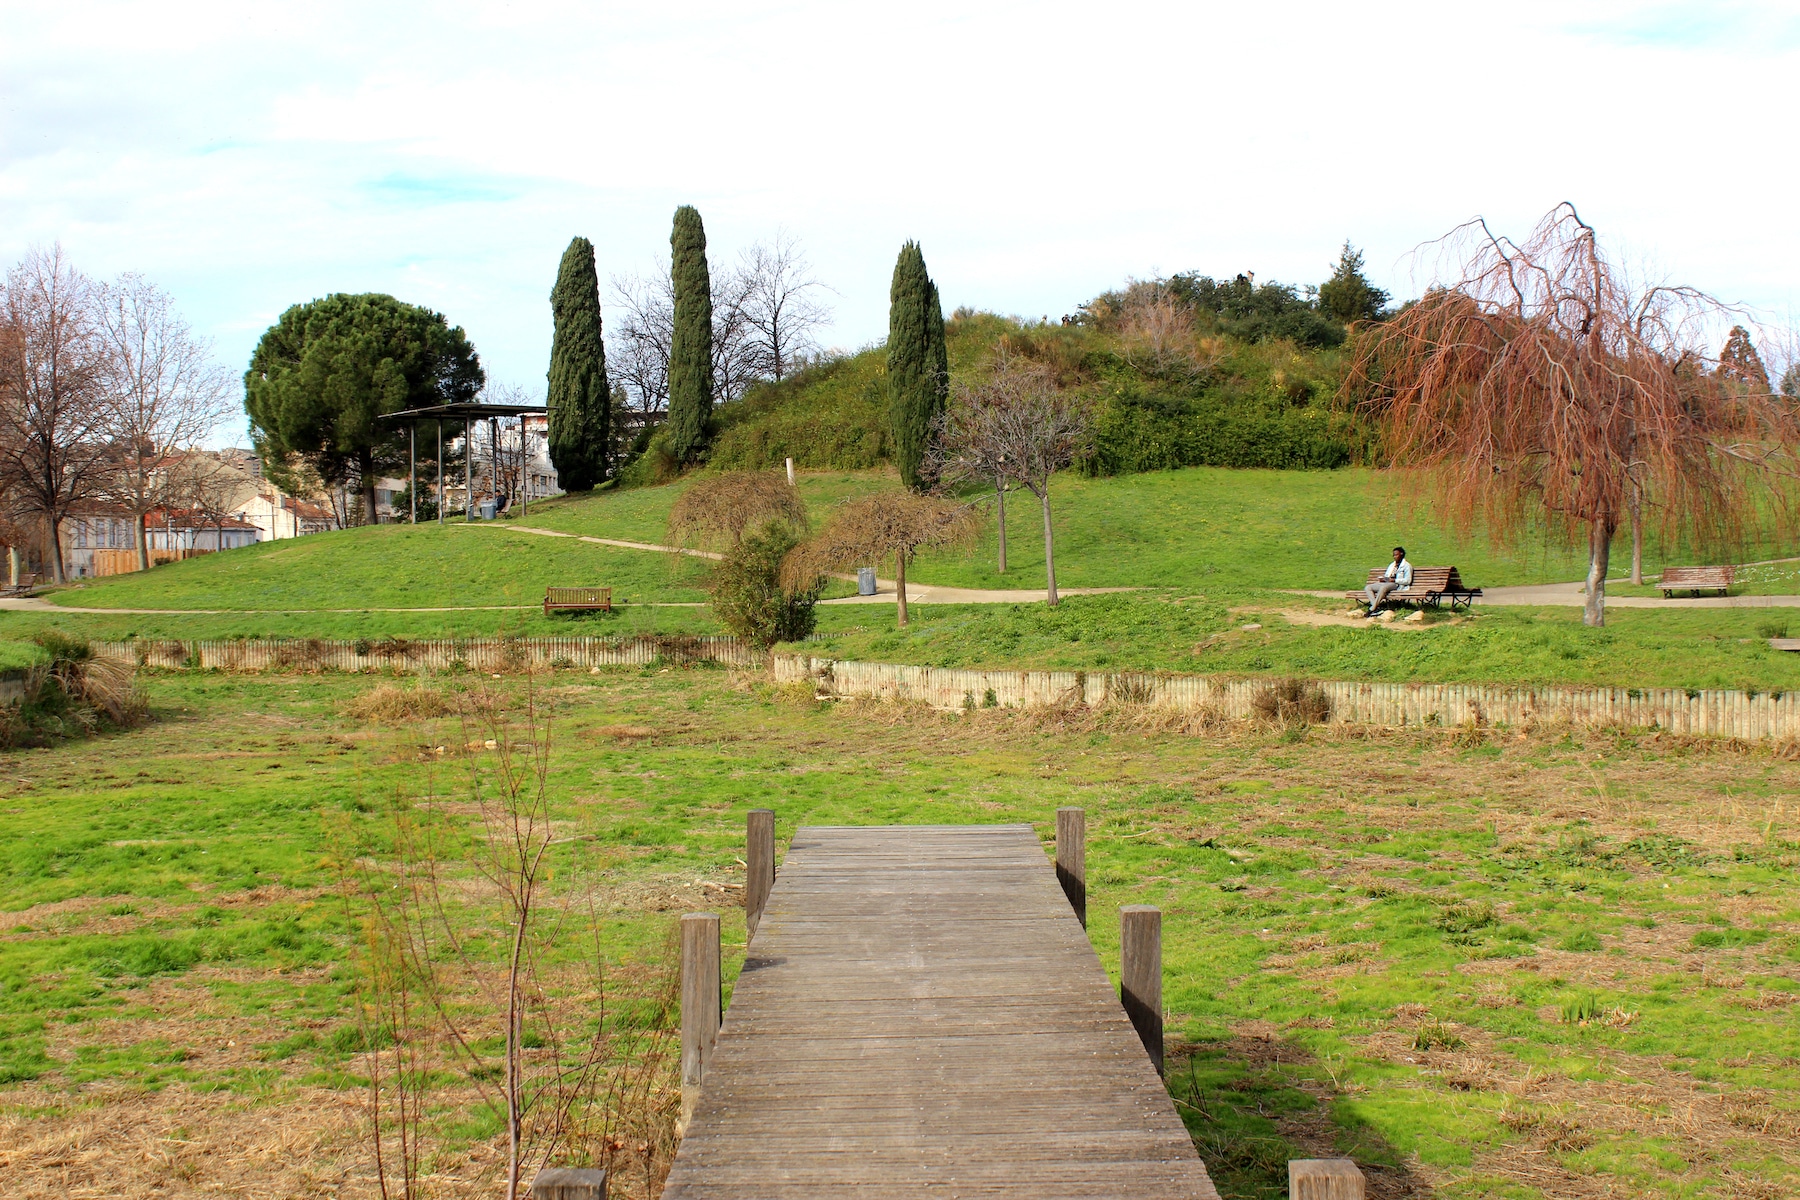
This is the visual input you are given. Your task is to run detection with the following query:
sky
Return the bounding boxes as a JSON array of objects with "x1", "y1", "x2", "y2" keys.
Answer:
[{"x1": 3, "y1": 1, "x2": 1798, "y2": 442}]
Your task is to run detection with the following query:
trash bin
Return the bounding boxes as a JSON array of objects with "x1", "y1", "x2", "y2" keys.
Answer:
[
  {"x1": 857, "y1": 567, "x2": 877, "y2": 596},
  {"x1": 479, "y1": 500, "x2": 496, "y2": 520}
]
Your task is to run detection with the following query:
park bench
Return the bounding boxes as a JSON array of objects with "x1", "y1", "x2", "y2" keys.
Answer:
[
  {"x1": 1658, "y1": 565, "x2": 1733, "y2": 597},
  {"x1": 3, "y1": 573, "x2": 38, "y2": 595},
  {"x1": 1346, "y1": 566, "x2": 1482, "y2": 612},
  {"x1": 543, "y1": 586, "x2": 612, "y2": 616}
]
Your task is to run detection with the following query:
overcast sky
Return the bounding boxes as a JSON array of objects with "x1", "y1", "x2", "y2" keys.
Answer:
[{"x1": 4, "y1": 1, "x2": 1797, "y2": 441}]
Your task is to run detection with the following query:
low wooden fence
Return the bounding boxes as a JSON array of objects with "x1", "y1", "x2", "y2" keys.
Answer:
[
  {"x1": 82, "y1": 637, "x2": 1800, "y2": 741},
  {"x1": 92, "y1": 548, "x2": 208, "y2": 577},
  {"x1": 773, "y1": 654, "x2": 1800, "y2": 741},
  {"x1": 93, "y1": 635, "x2": 761, "y2": 674}
]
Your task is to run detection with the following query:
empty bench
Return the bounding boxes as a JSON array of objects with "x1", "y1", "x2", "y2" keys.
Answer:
[
  {"x1": 543, "y1": 586, "x2": 612, "y2": 615},
  {"x1": 1347, "y1": 566, "x2": 1482, "y2": 612},
  {"x1": 1658, "y1": 565, "x2": 1733, "y2": 598}
]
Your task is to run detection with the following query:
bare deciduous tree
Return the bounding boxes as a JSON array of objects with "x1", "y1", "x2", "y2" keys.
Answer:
[
  {"x1": 0, "y1": 247, "x2": 117, "y2": 584},
  {"x1": 1348, "y1": 203, "x2": 1800, "y2": 626},
  {"x1": 96, "y1": 274, "x2": 235, "y2": 569},
  {"x1": 782, "y1": 491, "x2": 977, "y2": 628},
  {"x1": 737, "y1": 232, "x2": 831, "y2": 383},
  {"x1": 937, "y1": 354, "x2": 1093, "y2": 606},
  {"x1": 608, "y1": 234, "x2": 833, "y2": 418}
]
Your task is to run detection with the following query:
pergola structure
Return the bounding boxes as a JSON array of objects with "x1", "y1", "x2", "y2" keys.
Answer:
[{"x1": 379, "y1": 401, "x2": 548, "y2": 523}]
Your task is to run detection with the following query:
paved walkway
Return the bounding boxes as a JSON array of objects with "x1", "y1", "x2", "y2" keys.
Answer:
[
  {"x1": 1298, "y1": 582, "x2": 1800, "y2": 609},
  {"x1": 662, "y1": 825, "x2": 1216, "y2": 1199}
]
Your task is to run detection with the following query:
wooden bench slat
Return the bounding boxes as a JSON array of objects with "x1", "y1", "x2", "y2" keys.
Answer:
[{"x1": 1658, "y1": 566, "x2": 1733, "y2": 597}]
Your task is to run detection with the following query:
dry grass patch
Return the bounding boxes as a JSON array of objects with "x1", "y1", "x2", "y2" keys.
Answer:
[{"x1": 340, "y1": 682, "x2": 451, "y2": 724}]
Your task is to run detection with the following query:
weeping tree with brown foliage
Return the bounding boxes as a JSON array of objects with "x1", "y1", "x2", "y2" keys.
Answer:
[
  {"x1": 666, "y1": 472, "x2": 817, "y2": 647},
  {"x1": 1347, "y1": 203, "x2": 1800, "y2": 626},
  {"x1": 782, "y1": 491, "x2": 977, "y2": 628},
  {"x1": 666, "y1": 471, "x2": 808, "y2": 550}
]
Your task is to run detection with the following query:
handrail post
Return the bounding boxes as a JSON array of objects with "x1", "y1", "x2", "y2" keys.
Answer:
[
  {"x1": 746, "y1": 809, "x2": 775, "y2": 941},
  {"x1": 680, "y1": 911, "x2": 721, "y2": 1129},
  {"x1": 1055, "y1": 806, "x2": 1085, "y2": 927},
  {"x1": 529, "y1": 1166, "x2": 608, "y2": 1198},
  {"x1": 1289, "y1": 1159, "x2": 1365, "y2": 1199},
  {"x1": 1120, "y1": 905, "x2": 1162, "y2": 1075}
]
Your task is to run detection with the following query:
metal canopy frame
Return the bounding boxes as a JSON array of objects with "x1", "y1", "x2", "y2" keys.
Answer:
[{"x1": 378, "y1": 402, "x2": 549, "y2": 523}]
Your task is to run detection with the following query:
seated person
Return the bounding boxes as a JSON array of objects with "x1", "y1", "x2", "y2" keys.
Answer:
[{"x1": 1364, "y1": 546, "x2": 1411, "y2": 614}]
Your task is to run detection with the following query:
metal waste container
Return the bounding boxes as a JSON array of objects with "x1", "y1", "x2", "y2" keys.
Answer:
[
  {"x1": 479, "y1": 500, "x2": 496, "y2": 520},
  {"x1": 857, "y1": 567, "x2": 877, "y2": 596}
]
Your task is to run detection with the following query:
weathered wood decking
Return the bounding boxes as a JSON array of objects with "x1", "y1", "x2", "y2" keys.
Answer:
[{"x1": 661, "y1": 824, "x2": 1218, "y2": 1199}]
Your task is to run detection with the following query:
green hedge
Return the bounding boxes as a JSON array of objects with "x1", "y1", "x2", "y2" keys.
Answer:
[{"x1": 1085, "y1": 391, "x2": 1352, "y2": 474}]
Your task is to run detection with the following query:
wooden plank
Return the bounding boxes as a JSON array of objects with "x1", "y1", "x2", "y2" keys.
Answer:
[{"x1": 661, "y1": 825, "x2": 1216, "y2": 1199}]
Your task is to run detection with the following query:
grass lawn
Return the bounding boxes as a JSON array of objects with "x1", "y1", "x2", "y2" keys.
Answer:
[
  {"x1": 521, "y1": 467, "x2": 1787, "y2": 592},
  {"x1": 0, "y1": 670, "x2": 1795, "y2": 1198},
  {"x1": 40, "y1": 523, "x2": 713, "y2": 613},
  {"x1": 810, "y1": 592, "x2": 1800, "y2": 692}
]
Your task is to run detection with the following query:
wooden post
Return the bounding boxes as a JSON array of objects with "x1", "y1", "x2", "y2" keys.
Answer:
[
  {"x1": 1289, "y1": 1159, "x2": 1365, "y2": 1200},
  {"x1": 746, "y1": 809, "x2": 775, "y2": 941},
  {"x1": 1120, "y1": 905, "x2": 1162, "y2": 1075},
  {"x1": 1056, "y1": 806, "x2": 1085, "y2": 928},
  {"x1": 530, "y1": 1166, "x2": 607, "y2": 1199},
  {"x1": 680, "y1": 911, "x2": 721, "y2": 1127}
]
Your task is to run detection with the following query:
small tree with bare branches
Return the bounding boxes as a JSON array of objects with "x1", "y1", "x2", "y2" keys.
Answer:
[
  {"x1": 1347, "y1": 203, "x2": 1800, "y2": 626},
  {"x1": 667, "y1": 472, "x2": 817, "y2": 646},
  {"x1": 782, "y1": 491, "x2": 977, "y2": 627},
  {"x1": 936, "y1": 354, "x2": 1092, "y2": 606}
]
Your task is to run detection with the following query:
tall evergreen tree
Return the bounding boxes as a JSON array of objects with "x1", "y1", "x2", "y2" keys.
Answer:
[
  {"x1": 666, "y1": 205, "x2": 714, "y2": 463},
  {"x1": 546, "y1": 236, "x2": 609, "y2": 490},
  {"x1": 1319, "y1": 241, "x2": 1389, "y2": 324},
  {"x1": 1718, "y1": 325, "x2": 1771, "y2": 393},
  {"x1": 887, "y1": 241, "x2": 948, "y2": 491}
]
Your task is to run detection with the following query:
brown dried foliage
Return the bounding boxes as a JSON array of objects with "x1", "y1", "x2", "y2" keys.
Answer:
[
  {"x1": 1347, "y1": 203, "x2": 1800, "y2": 620},
  {"x1": 780, "y1": 491, "x2": 977, "y2": 592},
  {"x1": 666, "y1": 471, "x2": 807, "y2": 550}
]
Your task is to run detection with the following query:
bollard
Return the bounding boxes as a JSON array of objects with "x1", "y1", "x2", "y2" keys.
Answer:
[
  {"x1": 746, "y1": 809, "x2": 775, "y2": 942},
  {"x1": 530, "y1": 1166, "x2": 608, "y2": 1199},
  {"x1": 1120, "y1": 905, "x2": 1162, "y2": 1075},
  {"x1": 1289, "y1": 1159, "x2": 1364, "y2": 1200},
  {"x1": 1055, "y1": 807, "x2": 1086, "y2": 927},
  {"x1": 785, "y1": 456, "x2": 795, "y2": 485},
  {"x1": 680, "y1": 912, "x2": 721, "y2": 1128}
]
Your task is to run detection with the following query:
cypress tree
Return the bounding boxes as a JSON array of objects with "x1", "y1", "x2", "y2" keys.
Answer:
[
  {"x1": 887, "y1": 241, "x2": 948, "y2": 490},
  {"x1": 546, "y1": 236, "x2": 609, "y2": 490},
  {"x1": 666, "y1": 205, "x2": 714, "y2": 464}
]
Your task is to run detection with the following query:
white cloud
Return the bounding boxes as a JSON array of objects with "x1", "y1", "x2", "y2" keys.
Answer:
[{"x1": 3, "y1": 0, "x2": 1796, "y2": 440}]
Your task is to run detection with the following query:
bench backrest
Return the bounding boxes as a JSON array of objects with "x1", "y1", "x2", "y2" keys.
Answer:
[
  {"x1": 545, "y1": 587, "x2": 611, "y2": 603},
  {"x1": 1362, "y1": 566, "x2": 1465, "y2": 591},
  {"x1": 1660, "y1": 565, "x2": 1734, "y2": 586}
]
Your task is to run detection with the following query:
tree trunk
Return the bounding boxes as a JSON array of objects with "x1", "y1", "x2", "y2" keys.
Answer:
[
  {"x1": 47, "y1": 517, "x2": 67, "y2": 584},
  {"x1": 1041, "y1": 491, "x2": 1058, "y2": 607},
  {"x1": 360, "y1": 449, "x2": 379, "y2": 526},
  {"x1": 136, "y1": 512, "x2": 150, "y2": 573},
  {"x1": 895, "y1": 550, "x2": 909, "y2": 628},
  {"x1": 1584, "y1": 513, "x2": 1614, "y2": 627},
  {"x1": 995, "y1": 484, "x2": 1007, "y2": 575},
  {"x1": 1628, "y1": 484, "x2": 1643, "y2": 586}
]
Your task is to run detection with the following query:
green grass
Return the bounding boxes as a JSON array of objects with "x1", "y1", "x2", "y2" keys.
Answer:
[
  {"x1": 1, "y1": 671, "x2": 1795, "y2": 1197},
  {"x1": 810, "y1": 592, "x2": 1800, "y2": 691},
  {"x1": 41, "y1": 522, "x2": 712, "y2": 612}
]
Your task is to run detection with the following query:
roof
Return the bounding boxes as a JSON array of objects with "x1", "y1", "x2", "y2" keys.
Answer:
[
  {"x1": 145, "y1": 508, "x2": 261, "y2": 531},
  {"x1": 378, "y1": 401, "x2": 547, "y2": 422}
]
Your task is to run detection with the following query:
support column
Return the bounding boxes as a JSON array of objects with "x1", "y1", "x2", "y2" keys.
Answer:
[
  {"x1": 680, "y1": 911, "x2": 721, "y2": 1129},
  {"x1": 1289, "y1": 1159, "x2": 1365, "y2": 1200},
  {"x1": 1121, "y1": 905, "x2": 1162, "y2": 1075},
  {"x1": 1056, "y1": 807, "x2": 1086, "y2": 927},
  {"x1": 408, "y1": 425, "x2": 417, "y2": 524},
  {"x1": 746, "y1": 809, "x2": 775, "y2": 941},
  {"x1": 529, "y1": 1167, "x2": 607, "y2": 1199},
  {"x1": 436, "y1": 421, "x2": 444, "y2": 525}
]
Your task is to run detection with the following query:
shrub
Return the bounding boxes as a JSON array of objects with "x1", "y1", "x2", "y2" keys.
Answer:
[
  {"x1": 710, "y1": 524, "x2": 821, "y2": 648},
  {"x1": 1085, "y1": 390, "x2": 1353, "y2": 474},
  {"x1": 1251, "y1": 678, "x2": 1330, "y2": 725},
  {"x1": 343, "y1": 683, "x2": 451, "y2": 724}
]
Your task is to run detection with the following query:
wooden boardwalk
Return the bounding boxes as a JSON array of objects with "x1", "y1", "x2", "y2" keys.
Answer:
[{"x1": 661, "y1": 824, "x2": 1218, "y2": 1199}]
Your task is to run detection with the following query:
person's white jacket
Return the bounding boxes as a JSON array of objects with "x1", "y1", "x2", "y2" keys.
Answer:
[{"x1": 1384, "y1": 558, "x2": 1413, "y2": 587}]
